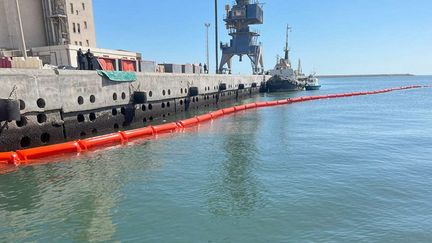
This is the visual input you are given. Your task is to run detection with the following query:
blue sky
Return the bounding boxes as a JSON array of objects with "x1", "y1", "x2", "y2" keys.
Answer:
[{"x1": 93, "y1": 0, "x2": 432, "y2": 75}]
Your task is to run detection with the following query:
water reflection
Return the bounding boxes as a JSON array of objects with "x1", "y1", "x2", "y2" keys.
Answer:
[
  {"x1": 207, "y1": 113, "x2": 264, "y2": 216},
  {"x1": 0, "y1": 143, "x2": 163, "y2": 242},
  {"x1": 0, "y1": 167, "x2": 42, "y2": 212}
]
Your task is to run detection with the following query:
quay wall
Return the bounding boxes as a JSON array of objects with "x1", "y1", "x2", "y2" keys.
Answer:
[{"x1": 0, "y1": 69, "x2": 268, "y2": 151}]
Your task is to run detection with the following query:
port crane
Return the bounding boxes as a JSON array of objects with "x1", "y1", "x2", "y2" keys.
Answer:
[{"x1": 219, "y1": 0, "x2": 264, "y2": 75}]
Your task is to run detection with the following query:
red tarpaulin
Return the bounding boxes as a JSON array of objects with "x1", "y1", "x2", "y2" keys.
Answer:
[
  {"x1": 98, "y1": 58, "x2": 115, "y2": 71},
  {"x1": 0, "y1": 57, "x2": 11, "y2": 68},
  {"x1": 121, "y1": 60, "x2": 136, "y2": 72}
]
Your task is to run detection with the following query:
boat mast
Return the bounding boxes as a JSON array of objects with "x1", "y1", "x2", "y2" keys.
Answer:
[
  {"x1": 298, "y1": 59, "x2": 302, "y2": 74},
  {"x1": 284, "y1": 24, "x2": 291, "y2": 62}
]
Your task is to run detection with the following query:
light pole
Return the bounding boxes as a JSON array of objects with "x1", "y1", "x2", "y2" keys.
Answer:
[
  {"x1": 205, "y1": 23, "x2": 210, "y2": 73},
  {"x1": 214, "y1": 0, "x2": 219, "y2": 74},
  {"x1": 15, "y1": 0, "x2": 27, "y2": 59}
]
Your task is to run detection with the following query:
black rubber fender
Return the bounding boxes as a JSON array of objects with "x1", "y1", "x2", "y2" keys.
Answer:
[
  {"x1": 133, "y1": 91, "x2": 147, "y2": 104},
  {"x1": 188, "y1": 87, "x2": 199, "y2": 97},
  {"x1": 219, "y1": 83, "x2": 227, "y2": 91},
  {"x1": 0, "y1": 99, "x2": 20, "y2": 121}
]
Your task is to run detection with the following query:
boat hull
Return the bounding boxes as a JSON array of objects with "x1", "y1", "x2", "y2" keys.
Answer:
[
  {"x1": 266, "y1": 78, "x2": 305, "y2": 92},
  {"x1": 305, "y1": 85, "x2": 321, "y2": 91}
]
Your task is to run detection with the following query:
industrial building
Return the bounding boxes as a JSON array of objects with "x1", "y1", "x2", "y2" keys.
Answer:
[
  {"x1": 0, "y1": 0, "x2": 96, "y2": 50},
  {"x1": 0, "y1": 0, "x2": 204, "y2": 73},
  {"x1": 0, "y1": 0, "x2": 143, "y2": 71}
]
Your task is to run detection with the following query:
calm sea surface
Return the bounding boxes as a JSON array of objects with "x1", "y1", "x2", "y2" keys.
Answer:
[{"x1": 0, "y1": 76, "x2": 431, "y2": 242}]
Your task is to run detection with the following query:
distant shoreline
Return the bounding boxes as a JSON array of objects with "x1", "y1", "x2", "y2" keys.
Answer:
[{"x1": 317, "y1": 74, "x2": 414, "y2": 78}]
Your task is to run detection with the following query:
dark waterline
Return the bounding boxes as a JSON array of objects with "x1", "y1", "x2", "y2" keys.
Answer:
[{"x1": 1, "y1": 76, "x2": 431, "y2": 242}]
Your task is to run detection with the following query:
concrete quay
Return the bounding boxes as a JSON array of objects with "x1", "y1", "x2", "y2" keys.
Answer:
[{"x1": 0, "y1": 69, "x2": 268, "y2": 152}]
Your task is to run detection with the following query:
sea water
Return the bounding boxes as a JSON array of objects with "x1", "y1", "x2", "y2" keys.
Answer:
[{"x1": 0, "y1": 76, "x2": 431, "y2": 242}]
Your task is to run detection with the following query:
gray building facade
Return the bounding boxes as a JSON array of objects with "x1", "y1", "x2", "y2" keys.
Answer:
[{"x1": 0, "y1": 0, "x2": 97, "y2": 52}]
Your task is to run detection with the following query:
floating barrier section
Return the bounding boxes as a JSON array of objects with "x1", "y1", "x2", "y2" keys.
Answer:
[{"x1": 0, "y1": 85, "x2": 425, "y2": 171}]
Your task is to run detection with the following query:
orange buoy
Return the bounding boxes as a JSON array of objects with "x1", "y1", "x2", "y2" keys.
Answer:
[
  {"x1": 152, "y1": 122, "x2": 179, "y2": 134},
  {"x1": 255, "y1": 101, "x2": 269, "y2": 107},
  {"x1": 78, "y1": 134, "x2": 124, "y2": 150},
  {"x1": 0, "y1": 152, "x2": 15, "y2": 164},
  {"x1": 179, "y1": 117, "x2": 200, "y2": 127},
  {"x1": 304, "y1": 96, "x2": 317, "y2": 100},
  {"x1": 234, "y1": 105, "x2": 247, "y2": 111},
  {"x1": 16, "y1": 141, "x2": 82, "y2": 161},
  {"x1": 266, "y1": 101, "x2": 279, "y2": 106},
  {"x1": 277, "y1": 99, "x2": 289, "y2": 105},
  {"x1": 245, "y1": 103, "x2": 257, "y2": 109},
  {"x1": 222, "y1": 107, "x2": 236, "y2": 114},
  {"x1": 123, "y1": 127, "x2": 154, "y2": 140},
  {"x1": 210, "y1": 110, "x2": 224, "y2": 118},
  {"x1": 196, "y1": 114, "x2": 213, "y2": 122}
]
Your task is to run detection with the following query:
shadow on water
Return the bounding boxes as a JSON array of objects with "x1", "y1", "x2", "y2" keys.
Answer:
[{"x1": 207, "y1": 113, "x2": 264, "y2": 216}]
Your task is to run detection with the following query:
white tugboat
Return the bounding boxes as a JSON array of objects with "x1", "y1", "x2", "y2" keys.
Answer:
[
  {"x1": 266, "y1": 25, "x2": 306, "y2": 92},
  {"x1": 296, "y1": 60, "x2": 321, "y2": 91},
  {"x1": 305, "y1": 74, "x2": 321, "y2": 90}
]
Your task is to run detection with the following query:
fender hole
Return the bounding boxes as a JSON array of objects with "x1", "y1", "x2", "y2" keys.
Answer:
[
  {"x1": 20, "y1": 136, "x2": 31, "y2": 148},
  {"x1": 78, "y1": 96, "x2": 84, "y2": 105},
  {"x1": 77, "y1": 114, "x2": 85, "y2": 123},
  {"x1": 90, "y1": 95, "x2": 96, "y2": 103},
  {"x1": 41, "y1": 133, "x2": 50, "y2": 144},
  {"x1": 37, "y1": 114, "x2": 47, "y2": 124},
  {"x1": 89, "y1": 112, "x2": 96, "y2": 121},
  {"x1": 37, "y1": 98, "x2": 46, "y2": 108},
  {"x1": 112, "y1": 108, "x2": 118, "y2": 116},
  {"x1": 16, "y1": 116, "x2": 27, "y2": 127}
]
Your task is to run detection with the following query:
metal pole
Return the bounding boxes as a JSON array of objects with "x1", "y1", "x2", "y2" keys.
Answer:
[
  {"x1": 214, "y1": 0, "x2": 219, "y2": 74},
  {"x1": 205, "y1": 23, "x2": 210, "y2": 73},
  {"x1": 15, "y1": 0, "x2": 27, "y2": 59}
]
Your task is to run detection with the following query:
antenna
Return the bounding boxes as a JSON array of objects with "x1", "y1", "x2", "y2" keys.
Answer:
[
  {"x1": 214, "y1": 0, "x2": 219, "y2": 74},
  {"x1": 284, "y1": 24, "x2": 292, "y2": 61},
  {"x1": 205, "y1": 23, "x2": 210, "y2": 73}
]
